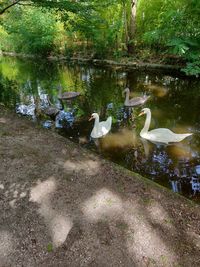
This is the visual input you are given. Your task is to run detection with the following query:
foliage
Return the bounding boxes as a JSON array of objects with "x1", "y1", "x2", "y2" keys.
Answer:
[
  {"x1": 136, "y1": 0, "x2": 200, "y2": 76},
  {"x1": 0, "y1": 0, "x2": 92, "y2": 15},
  {"x1": 0, "y1": 0, "x2": 200, "y2": 76},
  {"x1": 2, "y1": 7, "x2": 61, "y2": 55},
  {"x1": 66, "y1": 0, "x2": 123, "y2": 58},
  {"x1": 0, "y1": 26, "x2": 9, "y2": 50},
  {"x1": 181, "y1": 61, "x2": 200, "y2": 77}
]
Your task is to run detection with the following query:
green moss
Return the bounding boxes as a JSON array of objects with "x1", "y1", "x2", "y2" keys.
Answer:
[{"x1": 47, "y1": 243, "x2": 53, "y2": 252}]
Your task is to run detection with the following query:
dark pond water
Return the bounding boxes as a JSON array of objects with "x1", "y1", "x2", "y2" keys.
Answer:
[{"x1": 0, "y1": 56, "x2": 200, "y2": 203}]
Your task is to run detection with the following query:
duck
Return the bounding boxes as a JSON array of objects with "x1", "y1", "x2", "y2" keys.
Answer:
[
  {"x1": 89, "y1": 113, "x2": 112, "y2": 138},
  {"x1": 123, "y1": 87, "x2": 150, "y2": 107},
  {"x1": 57, "y1": 84, "x2": 80, "y2": 100},
  {"x1": 139, "y1": 108, "x2": 192, "y2": 144}
]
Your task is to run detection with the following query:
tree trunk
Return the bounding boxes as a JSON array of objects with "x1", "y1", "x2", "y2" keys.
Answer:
[
  {"x1": 122, "y1": 1, "x2": 129, "y2": 50},
  {"x1": 127, "y1": 0, "x2": 138, "y2": 54}
]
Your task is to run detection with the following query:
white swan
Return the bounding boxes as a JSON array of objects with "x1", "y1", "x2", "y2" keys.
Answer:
[
  {"x1": 139, "y1": 108, "x2": 192, "y2": 144},
  {"x1": 124, "y1": 87, "x2": 150, "y2": 107},
  {"x1": 89, "y1": 113, "x2": 112, "y2": 138}
]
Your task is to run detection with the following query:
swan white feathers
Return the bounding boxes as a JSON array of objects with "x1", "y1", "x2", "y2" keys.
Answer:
[
  {"x1": 124, "y1": 87, "x2": 150, "y2": 107},
  {"x1": 139, "y1": 108, "x2": 192, "y2": 144},
  {"x1": 89, "y1": 113, "x2": 112, "y2": 138}
]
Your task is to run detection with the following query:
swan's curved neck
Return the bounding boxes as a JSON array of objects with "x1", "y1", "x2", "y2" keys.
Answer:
[
  {"x1": 141, "y1": 110, "x2": 151, "y2": 134},
  {"x1": 125, "y1": 91, "x2": 130, "y2": 105},
  {"x1": 94, "y1": 116, "x2": 99, "y2": 128}
]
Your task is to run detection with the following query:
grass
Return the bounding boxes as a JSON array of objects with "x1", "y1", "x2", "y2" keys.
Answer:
[{"x1": 47, "y1": 243, "x2": 53, "y2": 252}]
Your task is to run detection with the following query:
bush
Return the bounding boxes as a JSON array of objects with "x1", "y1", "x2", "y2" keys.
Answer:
[{"x1": 2, "y1": 7, "x2": 60, "y2": 56}]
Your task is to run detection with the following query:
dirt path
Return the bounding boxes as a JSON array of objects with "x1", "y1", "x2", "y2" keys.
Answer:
[{"x1": 0, "y1": 106, "x2": 199, "y2": 267}]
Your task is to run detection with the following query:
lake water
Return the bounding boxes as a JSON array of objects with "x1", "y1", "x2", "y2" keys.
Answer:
[{"x1": 0, "y1": 56, "x2": 200, "y2": 203}]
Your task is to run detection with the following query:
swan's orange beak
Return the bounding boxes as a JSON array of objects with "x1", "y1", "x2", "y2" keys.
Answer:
[
  {"x1": 138, "y1": 111, "x2": 145, "y2": 117},
  {"x1": 88, "y1": 116, "x2": 93, "y2": 121}
]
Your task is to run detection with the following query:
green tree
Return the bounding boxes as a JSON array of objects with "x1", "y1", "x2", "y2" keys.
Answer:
[
  {"x1": 136, "y1": 0, "x2": 200, "y2": 76},
  {"x1": 67, "y1": 0, "x2": 124, "y2": 58},
  {"x1": 0, "y1": 0, "x2": 91, "y2": 15},
  {"x1": 2, "y1": 7, "x2": 60, "y2": 55}
]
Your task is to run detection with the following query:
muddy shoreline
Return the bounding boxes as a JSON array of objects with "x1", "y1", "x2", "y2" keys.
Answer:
[{"x1": 0, "y1": 106, "x2": 199, "y2": 266}]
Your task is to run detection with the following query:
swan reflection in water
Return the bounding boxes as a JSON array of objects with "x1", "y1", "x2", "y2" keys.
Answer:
[
  {"x1": 138, "y1": 138, "x2": 200, "y2": 197},
  {"x1": 93, "y1": 124, "x2": 199, "y2": 198}
]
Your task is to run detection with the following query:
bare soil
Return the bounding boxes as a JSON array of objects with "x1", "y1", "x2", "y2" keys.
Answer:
[{"x1": 0, "y1": 106, "x2": 199, "y2": 267}]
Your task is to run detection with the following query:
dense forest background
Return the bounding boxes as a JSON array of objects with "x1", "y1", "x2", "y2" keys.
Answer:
[{"x1": 0, "y1": 0, "x2": 200, "y2": 76}]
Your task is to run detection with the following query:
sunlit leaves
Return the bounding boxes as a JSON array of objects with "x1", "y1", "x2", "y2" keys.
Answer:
[
  {"x1": 137, "y1": 0, "x2": 200, "y2": 76},
  {"x1": 0, "y1": 0, "x2": 93, "y2": 15},
  {"x1": 2, "y1": 7, "x2": 60, "y2": 55}
]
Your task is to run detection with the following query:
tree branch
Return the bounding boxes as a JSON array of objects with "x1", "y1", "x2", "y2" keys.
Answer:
[
  {"x1": 0, "y1": 0, "x2": 93, "y2": 16},
  {"x1": 0, "y1": 0, "x2": 21, "y2": 15},
  {"x1": 18, "y1": 2, "x2": 34, "y2": 6}
]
